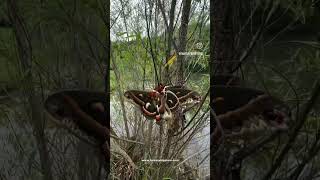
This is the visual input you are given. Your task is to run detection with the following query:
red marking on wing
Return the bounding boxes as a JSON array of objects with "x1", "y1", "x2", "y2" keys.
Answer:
[{"x1": 142, "y1": 106, "x2": 157, "y2": 117}]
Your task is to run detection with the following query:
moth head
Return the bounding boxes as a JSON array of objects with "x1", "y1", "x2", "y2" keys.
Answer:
[
  {"x1": 154, "y1": 84, "x2": 167, "y2": 94},
  {"x1": 148, "y1": 90, "x2": 160, "y2": 99}
]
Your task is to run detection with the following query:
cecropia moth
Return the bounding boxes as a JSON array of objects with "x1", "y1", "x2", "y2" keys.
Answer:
[{"x1": 124, "y1": 84, "x2": 201, "y2": 123}]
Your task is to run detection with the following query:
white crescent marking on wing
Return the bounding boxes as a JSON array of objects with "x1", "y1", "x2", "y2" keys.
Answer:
[{"x1": 145, "y1": 102, "x2": 151, "y2": 109}]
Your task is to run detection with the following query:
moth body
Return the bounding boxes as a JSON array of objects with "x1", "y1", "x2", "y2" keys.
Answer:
[{"x1": 124, "y1": 84, "x2": 201, "y2": 126}]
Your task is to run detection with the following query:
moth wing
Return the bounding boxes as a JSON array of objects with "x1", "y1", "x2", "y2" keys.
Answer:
[
  {"x1": 167, "y1": 87, "x2": 201, "y2": 103},
  {"x1": 124, "y1": 90, "x2": 160, "y2": 119},
  {"x1": 45, "y1": 90, "x2": 107, "y2": 119},
  {"x1": 212, "y1": 86, "x2": 264, "y2": 115},
  {"x1": 124, "y1": 90, "x2": 149, "y2": 106},
  {"x1": 165, "y1": 91, "x2": 179, "y2": 111}
]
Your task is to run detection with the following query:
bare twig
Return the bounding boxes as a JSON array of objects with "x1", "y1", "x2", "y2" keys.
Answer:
[
  {"x1": 111, "y1": 53, "x2": 130, "y2": 138},
  {"x1": 111, "y1": 139, "x2": 138, "y2": 169}
]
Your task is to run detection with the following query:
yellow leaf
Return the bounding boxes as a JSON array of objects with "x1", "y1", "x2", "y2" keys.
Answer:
[{"x1": 164, "y1": 52, "x2": 177, "y2": 67}]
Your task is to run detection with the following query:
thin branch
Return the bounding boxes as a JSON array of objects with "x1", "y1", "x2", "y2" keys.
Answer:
[
  {"x1": 230, "y1": 0, "x2": 276, "y2": 73},
  {"x1": 111, "y1": 53, "x2": 130, "y2": 138},
  {"x1": 144, "y1": 0, "x2": 159, "y2": 85},
  {"x1": 288, "y1": 130, "x2": 320, "y2": 180}
]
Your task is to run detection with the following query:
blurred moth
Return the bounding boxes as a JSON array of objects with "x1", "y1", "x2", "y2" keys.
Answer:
[
  {"x1": 44, "y1": 90, "x2": 110, "y2": 176},
  {"x1": 44, "y1": 90, "x2": 109, "y2": 144},
  {"x1": 212, "y1": 86, "x2": 291, "y2": 144}
]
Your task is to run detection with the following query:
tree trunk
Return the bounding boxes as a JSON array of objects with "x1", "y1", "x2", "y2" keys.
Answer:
[
  {"x1": 175, "y1": 0, "x2": 192, "y2": 85},
  {"x1": 104, "y1": 0, "x2": 110, "y2": 177},
  {"x1": 211, "y1": 0, "x2": 238, "y2": 75},
  {"x1": 210, "y1": 0, "x2": 241, "y2": 180},
  {"x1": 163, "y1": 0, "x2": 177, "y2": 84}
]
